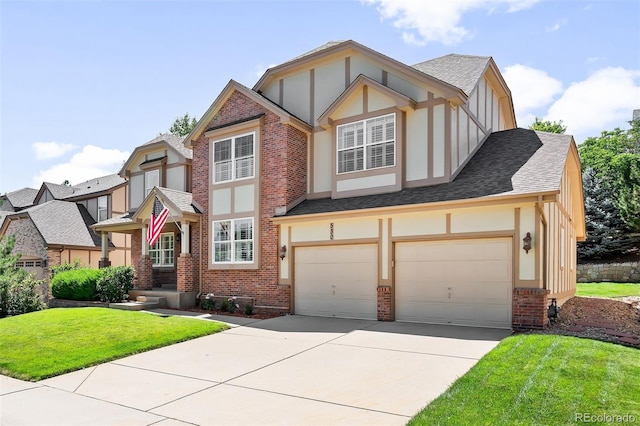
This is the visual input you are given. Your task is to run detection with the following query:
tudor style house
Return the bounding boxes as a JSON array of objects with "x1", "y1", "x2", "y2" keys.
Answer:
[
  {"x1": 0, "y1": 174, "x2": 129, "y2": 297},
  {"x1": 95, "y1": 40, "x2": 585, "y2": 329},
  {"x1": 92, "y1": 133, "x2": 198, "y2": 301}
]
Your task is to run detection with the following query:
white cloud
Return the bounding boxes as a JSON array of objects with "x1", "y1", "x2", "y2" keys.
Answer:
[
  {"x1": 545, "y1": 18, "x2": 568, "y2": 33},
  {"x1": 546, "y1": 67, "x2": 640, "y2": 142},
  {"x1": 31, "y1": 141, "x2": 77, "y2": 161},
  {"x1": 31, "y1": 145, "x2": 130, "y2": 187},
  {"x1": 502, "y1": 64, "x2": 563, "y2": 125},
  {"x1": 360, "y1": 0, "x2": 539, "y2": 45}
]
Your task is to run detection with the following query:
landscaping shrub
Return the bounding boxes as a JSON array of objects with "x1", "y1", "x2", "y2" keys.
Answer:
[
  {"x1": 199, "y1": 293, "x2": 216, "y2": 311},
  {"x1": 0, "y1": 235, "x2": 46, "y2": 317},
  {"x1": 51, "y1": 269, "x2": 101, "y2": 301},
  {"x1": 96, "y1": 266, "x2": 135, "y2": 303},
  {"x1": 0, "y1": 271, "x2": 45, "y2": 317},
  {"x1": 245, "y1": 303, "x2": 254, "y2": 316},
  {"x1": 50, "y1": 259, "x2": 84, "y2": 279}
]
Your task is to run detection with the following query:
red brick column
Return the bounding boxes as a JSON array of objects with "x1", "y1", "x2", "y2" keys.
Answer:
[
  {"x1": 377, "y1": 286, "x2": 393, "y2": 321},
  {"x1": 98, "y1": 259, "x2": 112, "y2": 268},
  {"x1": 177, "y1": 254, "x2": 196, "y2": 292},
  {"x1": 512, "y1": 288, "x2": 550, "y2": 330},
  {"x1": 137, "y1": 257, "x2": 153, "y2": 290}
]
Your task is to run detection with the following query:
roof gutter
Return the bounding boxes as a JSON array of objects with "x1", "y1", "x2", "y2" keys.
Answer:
[{"x1": 272, "y1": 191, "x2": 559, "y2": 224}]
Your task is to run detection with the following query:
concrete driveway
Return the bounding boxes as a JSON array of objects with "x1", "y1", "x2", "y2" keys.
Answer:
[{"x1": 1, "y1": 313, "x2": 509, "y2": 426}]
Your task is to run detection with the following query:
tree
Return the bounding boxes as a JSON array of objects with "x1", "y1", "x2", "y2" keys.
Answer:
[
  {"x1": 529, "y1": 117, "x2": 567, "y2": 134},
  {"x1": 169, "y1": 113, "x2": 197, "y2": 136},
  {"x1": 577, "y1": 169, "x2": 640, "y2": 261},
  {"x1": 579, "y1": 119, "x2": 640, "y2": 231},
  {"x1": 0, "y1": 235, "x2": 45, "y2": 316}
]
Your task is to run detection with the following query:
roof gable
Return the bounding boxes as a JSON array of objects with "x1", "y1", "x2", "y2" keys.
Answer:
[
  {"x1": 2, "y1": 200, "x2": 101, "y2": 247},
  {"x1": 120, "y1": 133, "x2": 191, "y2": 177},
  {"x1": 253, "y1": 40, "x2": 464, "y2": 105},
  {"x1": 317, "y1": 74, "x2": 416, "y2": 128},
  {"x1": 183, "y1": 80, "x2": 312, "y2": 148}
]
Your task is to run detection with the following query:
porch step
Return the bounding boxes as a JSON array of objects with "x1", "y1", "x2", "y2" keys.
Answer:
[
  {"x1": 136, "y1": 296, "x2": 167, "y2": 307},
  {"x1": 109, "y1": 301, "x2": 159, "y2": 311},
  {"x1": 161, "y1": 284, "x2": 177, "y2": 290}
]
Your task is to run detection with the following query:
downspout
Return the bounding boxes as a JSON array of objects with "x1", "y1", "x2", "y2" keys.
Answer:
[
  {"x1": 199, "y1": 217, "x2": 202, "y2": 295},
  {"x1": 536, "y1": 196, "x2": 548, "y2": 290}
]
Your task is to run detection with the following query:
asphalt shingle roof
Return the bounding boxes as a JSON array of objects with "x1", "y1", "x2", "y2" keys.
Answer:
[
  {"x1": 412, "y1": 54, "x2": 491, "y2": 96},
  {"x1": 15, "y1": 200, "x2": 104, "y2": 247},
  {"x1": 286, "y1": 128, "x2": 571, "y2": 217},
  {"x1": 65, "y1": 174, "x2": 126, "y2": 199},
  {"x1": 5, "y1": 187, "x2": 38, "y2": 209},
  {"x1": 156, "y1": 187, "x2": 201, "y2": 214},
  {"x1": 144, "y1": 133, "x2": 192, "y2": 159}
]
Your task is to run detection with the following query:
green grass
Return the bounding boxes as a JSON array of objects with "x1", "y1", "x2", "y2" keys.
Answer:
[
  {"x1": 576, "y1": 282, "x2": 640, "y2": 298},
  {"x1": 0, "y1": 308, "x2": 227, "y2": 381},
  {"x1": 409, "y1": 335, "x2": 640, "y2": 425}
]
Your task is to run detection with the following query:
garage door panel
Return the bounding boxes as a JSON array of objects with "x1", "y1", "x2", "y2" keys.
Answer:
[
  {"x1": 396, "y1": 238, "x2": 512, "y2": 328},
  {"x1": 295, "y1": 245, "x2": 377, "y2": 320}
]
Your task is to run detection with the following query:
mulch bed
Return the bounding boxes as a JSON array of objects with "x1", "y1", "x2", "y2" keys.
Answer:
[
  {"x1": 179, "y1": 307, "x2": 282, "y2": 320},
  {"x1": 530, "y1": 296, "x2": 640, "y2": 348}
]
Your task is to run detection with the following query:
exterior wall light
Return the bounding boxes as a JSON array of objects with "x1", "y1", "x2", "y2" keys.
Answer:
[
  {"x1": 279, "y1": 245, "x2": 287, "y2": 260},
  {"x1": 522, "y1": 232, "x2": 532, "y2": 254}
]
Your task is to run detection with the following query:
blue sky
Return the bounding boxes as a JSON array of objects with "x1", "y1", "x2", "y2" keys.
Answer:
[{"x1": 1, "y1": 0, "x2": 639, "y2": 194}]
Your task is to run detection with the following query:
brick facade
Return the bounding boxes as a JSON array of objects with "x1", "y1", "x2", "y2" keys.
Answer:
[
  {"x1": 177, "y1": 254, "x2": 197, "y2": 292},
  {"x1": 137, "y1": 256, "x2": 153, "y2": 290},
  {"x1": 377, "y1": 286, "x2": 393, "y2": 321},
  {"x1": 191, "y1": 90, "x2": 307, "y2": 310},
  {"x1": 512, "y1": 287, "x2": 550, "y2": 330}
]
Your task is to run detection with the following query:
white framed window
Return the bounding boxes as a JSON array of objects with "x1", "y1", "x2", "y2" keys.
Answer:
[
  {"x1": 145, "y1": 170, "x2": 160, "y2": 197},
  {"x1": 213, "y1": 132, "x2": 255, "y2": 183},
  {"x1": 97, "y1": 196, "x2": 108, "y2": 222},
  {"x1": 337, "y1": 113, "x2": 395, "y2": 174},
  {"x1": 213, "y1": 218, "x2": 254, "y2": 263},
  {"x1": 150, "y1": 233, "x2": 174, "y2": 267}
]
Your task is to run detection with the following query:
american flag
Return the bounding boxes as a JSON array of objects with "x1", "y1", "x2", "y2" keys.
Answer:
[{"x1": 147, "y1": 197, "x2": 169, "y2": 247}]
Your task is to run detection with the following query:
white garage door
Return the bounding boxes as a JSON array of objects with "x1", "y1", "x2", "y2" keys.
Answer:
[
  {"x1": 294, "y1": 244, "x2": 377, "y2": 320},
  {"x1": 395, "y1": 238, "x2": 512, "y2": 328}
]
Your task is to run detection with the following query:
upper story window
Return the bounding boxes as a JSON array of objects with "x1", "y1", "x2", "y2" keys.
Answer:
[
  {"x1": 97, "y1": 196, "x2": 108, "y2": 222},
  {"x1": 337, "y1": 113, "x2": 395, "y2": 174},
  {"x1": 213, "y1": 218, "x2": 254, "y2": 264},
  {"x1": 145, "y1": 170, "x2": 159, "y2": 197},
  {"x1": 213, "y1": 132, "x2": 255, "y2": 183}
]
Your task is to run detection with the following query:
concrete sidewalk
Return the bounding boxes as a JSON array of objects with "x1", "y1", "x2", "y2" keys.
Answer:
[{"x1": 0, "y1": 313, "x2": 509, "y2": 425}]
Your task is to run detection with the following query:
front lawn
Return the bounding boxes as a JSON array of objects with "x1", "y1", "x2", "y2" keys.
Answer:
[
  {"x1": 577, "y1": 282, "x2": 640, "y2": 298},
  {"x1": 0, "y1": 308, "x2": 227, "y2": 381},
  {"x1": 409, "y1": 335, "x2": 640, "y2": 425}
]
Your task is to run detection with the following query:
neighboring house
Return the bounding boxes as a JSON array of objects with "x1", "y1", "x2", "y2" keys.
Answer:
[
  {"x1": 0, "y1": 174, "x2": 129, "y2": 293},
  {"x1": 92, "y1": 134, "x2": 195, "y2": 288},
  {"x1": 96, "y1": 40, "x2": 585, "y2": 330}
]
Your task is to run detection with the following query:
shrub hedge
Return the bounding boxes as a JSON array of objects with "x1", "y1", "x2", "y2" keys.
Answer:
[
  {"x1": 51, "y1": 266, "x2": 135, "y2": 302},
  {"x1": 51, "y1": 269, "x2": 102, "y2": 301}
]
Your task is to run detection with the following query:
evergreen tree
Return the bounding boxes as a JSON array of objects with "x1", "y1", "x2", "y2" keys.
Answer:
[{"x1": 577, "y1": 169, "x2": 640, "y2": 261}]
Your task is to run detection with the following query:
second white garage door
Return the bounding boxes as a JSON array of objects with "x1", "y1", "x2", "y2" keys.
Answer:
[
  {"x1": 395, "y1": 238, "x2": 512, "y2": 328},
  {"x1": 294, "y1": 244, "x2": 378, "y2": 320}
]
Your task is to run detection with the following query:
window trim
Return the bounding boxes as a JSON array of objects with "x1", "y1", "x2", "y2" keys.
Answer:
[
  {"x1": 149, "y1": 232, "x2": 174, "y2": 267},
  {"x1": 336, "y1": 113, "x2": 396, "y2": 175},
  {"x1": 212, "y1": 131, "x2": 256, "y2": 184},
  {"x1": 212, "y1": 217, "x2": 254, "y2": 264},
  {"x1": 144, "y1": 169, "x2": 160, "y2": 197},
  {"x1": 97, "y1": 195, "x2": 108, "y2": 222}
]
